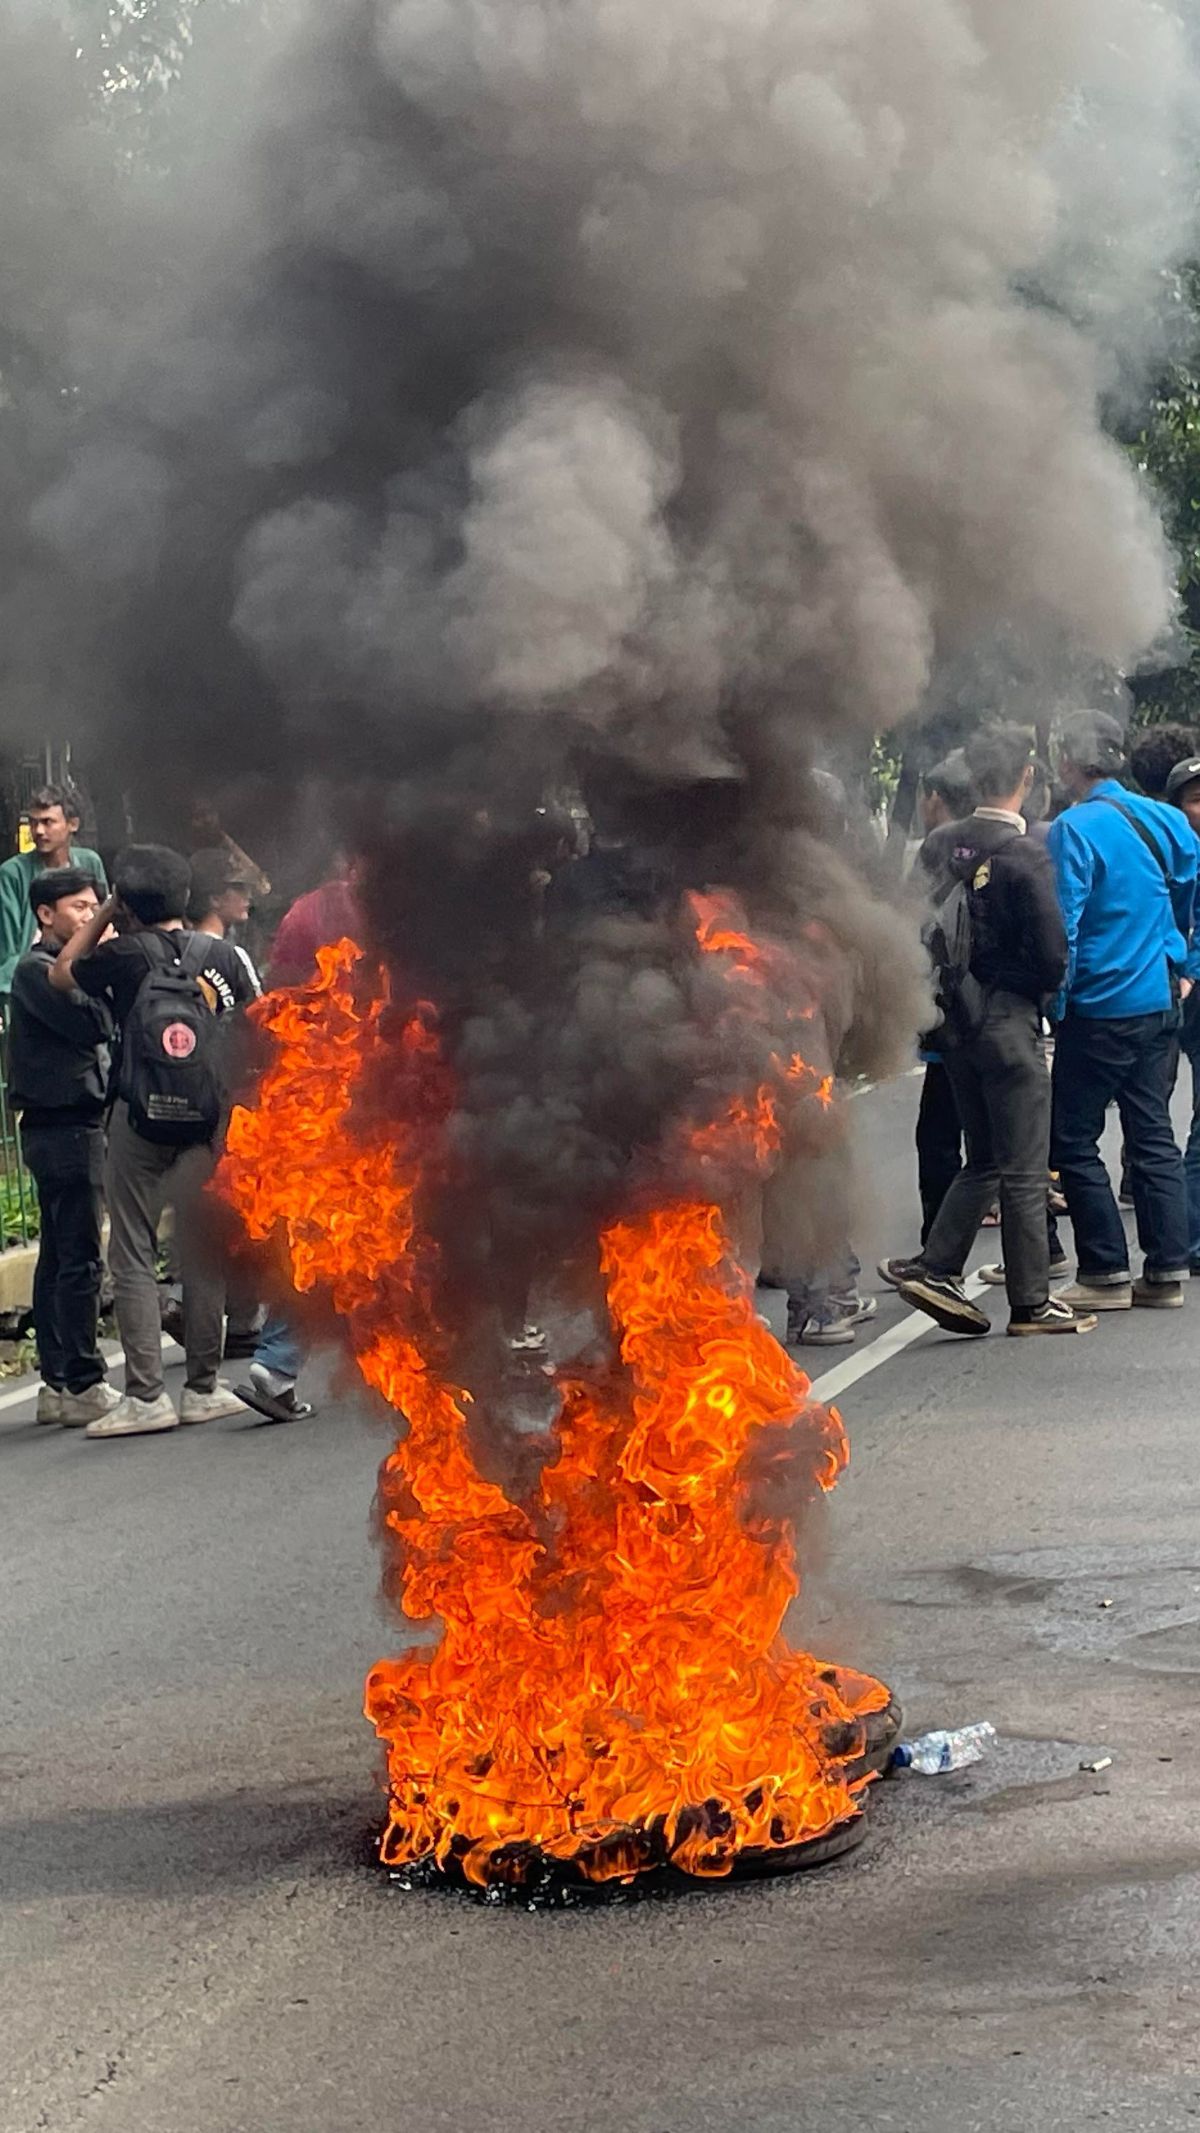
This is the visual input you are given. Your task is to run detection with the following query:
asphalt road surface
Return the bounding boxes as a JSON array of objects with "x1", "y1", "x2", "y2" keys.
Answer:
[{"x1": 4, "y1": 1072, "x2": 1200, "y2": 2133}]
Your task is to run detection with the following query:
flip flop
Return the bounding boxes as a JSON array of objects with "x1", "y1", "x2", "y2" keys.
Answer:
[{"x1": 234, "y1": 1380, "x2": 314, "y2": 1427}]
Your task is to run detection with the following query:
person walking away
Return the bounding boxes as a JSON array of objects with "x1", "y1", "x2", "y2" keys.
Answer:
[
  {"x1": 188, "y1": 848, "x2": 265, "y2": 1359},
  {"x1": 9, "y1": 869, "x2": 121, "y2": 1427},
  {"x1": 1049, "y1": 712, "x2": 1197, "y2": 1313},
  {"x1": 883, "y1": 724, "x2": 1095, "y2": 1338},
  {"x1": 50, "y1": 846, "x2": 258, "y2": 1437},
  {"x1": 910, "y1": 755, "x2": 976, "y2": 1244},
  {"x1": 0, "y1": 785, "x2": 107, "y2": 1009},
  {"x1": 1164, "y1": 754, "x2": 1200, "y2": 1279}
]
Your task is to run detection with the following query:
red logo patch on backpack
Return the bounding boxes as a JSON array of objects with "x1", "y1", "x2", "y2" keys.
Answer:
[{"x1": 161, "y1": 1021, "x2": 198, "y2": 1060}]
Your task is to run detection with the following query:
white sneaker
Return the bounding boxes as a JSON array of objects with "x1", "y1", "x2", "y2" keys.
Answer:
[
  {"x1": 60, "y1": 1382, "x2": 123, "y2": 1428},
  {"x1": 86, "y1": 1391, "x2": 179, "y2": 1438},
  {"x1": 36, "y1": 1384, "x2": 64, "y2": 1425},
  {"x1": 180, "y1": 1381, "x2": 249, "y2": 1425}
]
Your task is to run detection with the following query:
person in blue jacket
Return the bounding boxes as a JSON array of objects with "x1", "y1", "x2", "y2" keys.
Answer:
[{"x1": 1049, "y1": 710, "x2": 1198, "y2": 1312}]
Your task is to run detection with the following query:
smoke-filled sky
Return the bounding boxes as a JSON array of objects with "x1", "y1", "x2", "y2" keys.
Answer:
[
  {"x1": 1, "y1": 0, "x2": 1196, "y2": 788},
  {"x1": 2, "y1": 0, "x2": 1199, "y2": 1332}
]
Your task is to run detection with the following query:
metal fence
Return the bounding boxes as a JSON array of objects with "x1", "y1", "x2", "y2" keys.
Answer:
[{"x1": 0, "y1": 1073, "x2": 37, "y2": 1249}]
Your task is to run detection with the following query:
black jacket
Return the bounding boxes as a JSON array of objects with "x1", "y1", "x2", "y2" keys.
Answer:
[
  {"x1": 8, "y1": 940, "x2": 113, "y2": 1123},
  {"x1": 921, "y1": 815, "x2": 1068, "y2": 1006}
]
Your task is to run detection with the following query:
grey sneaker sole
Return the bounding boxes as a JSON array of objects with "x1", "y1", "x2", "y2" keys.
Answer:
[
  {"x1": 1058, "y1": 1284, "x2": 1132, "y2": 1312},
  {"x1": 896, "y1": 1276, "x2": 990, "y2": 1338},
  {"x1": 1132, "y1": 1285, "x2": 1185, "y2": 1310}
]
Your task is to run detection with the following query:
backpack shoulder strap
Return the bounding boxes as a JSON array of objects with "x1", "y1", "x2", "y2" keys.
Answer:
[{"x1": 136, "y1": 929, "x2": 180, "y2": 978}]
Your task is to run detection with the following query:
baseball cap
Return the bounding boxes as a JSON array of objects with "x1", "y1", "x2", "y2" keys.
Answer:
[
  {"x1": 1166, "y1": 756, "x2": 1200, "y2": 802},
  {"x1": 188, "y1": 847, "x2": 253, "y2": 899}
]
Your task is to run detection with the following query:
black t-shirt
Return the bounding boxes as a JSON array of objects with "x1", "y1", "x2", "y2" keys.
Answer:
[{"x1": 73, "y1": 928, "x2": 257, "y2": 1057}]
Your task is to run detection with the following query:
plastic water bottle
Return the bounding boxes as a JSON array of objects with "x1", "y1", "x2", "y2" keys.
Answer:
[{"x1": 892, "y1": 1722, "x2": 996, "y2": 1774}]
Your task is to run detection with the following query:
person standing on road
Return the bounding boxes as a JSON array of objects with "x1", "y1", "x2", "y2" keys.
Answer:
[
  {"x1": 187, "y1": 849, "x2": 265, "y2": 1361},
  {"x1": 882, "y1": 724, "x2": 1095, "y2": 1339},
  {"x1": 1049, "y1": 712, "x2": 1197, "y2": 1314},
  {"x1": 8, "y1": 868, "x2": 121, "y2": 1429},
  {"x1": 0, "y1": 785, "x2": 107, "y2": 1008},
  {"x1": 911, "y1": 754, "x2": 976, "y2": 1245},
  {"x1": 1163, "y1": 754, "x2": 1200, "y2": 1281},
  {"x1": 50, "y1": 846, "x2": 258, "y2": 1438}
]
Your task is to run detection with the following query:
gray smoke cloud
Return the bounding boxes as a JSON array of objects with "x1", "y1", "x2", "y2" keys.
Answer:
[{"x1": 1, "y1": 0, "x2": 1198, "y2": 1378}]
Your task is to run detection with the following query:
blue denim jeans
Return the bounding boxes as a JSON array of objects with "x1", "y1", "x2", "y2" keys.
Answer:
[
  {"x1": 1052, "y1": 1009, "x2": 1189, "y2": 1280},
  {"x1": 255, "y1": 1311, "x2": 303, "y2": 1380}
]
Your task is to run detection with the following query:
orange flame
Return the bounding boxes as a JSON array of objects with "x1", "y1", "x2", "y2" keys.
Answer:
[{"x1": 218, "y1": 932, "x2": 886, "y2": 1886}]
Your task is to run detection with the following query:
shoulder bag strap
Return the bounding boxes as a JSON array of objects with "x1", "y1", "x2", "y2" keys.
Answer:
[{"x1": 1091, "y1": 794, "x2": 1171, "y2": 887}]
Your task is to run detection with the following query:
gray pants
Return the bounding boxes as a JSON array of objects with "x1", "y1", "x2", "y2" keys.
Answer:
[
  {"x1": 105, "y1": 1102, "x2": 224, "y2": 1400},
  {"x1": 922, "y1": 991, "x2": 1052, "y2": 1313}
]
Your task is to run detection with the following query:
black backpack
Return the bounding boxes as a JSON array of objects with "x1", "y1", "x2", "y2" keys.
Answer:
[
  {"x1": 119, "y1": 932, "x2": 225, "y2": 1146},
  {"x1": 923, "y1": 867, "x2": 988, "y2": 1050}
]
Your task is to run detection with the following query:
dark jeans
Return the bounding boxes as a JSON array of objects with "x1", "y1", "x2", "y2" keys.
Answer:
[
  {"x1": 922, "y1": 992, "x2": 1052, "y2": 1312},
  {"x1": 22, "y1": 1120, "x2": 107, "y2": 1394},
  {"x1": 1052, "y1": 1010, "x2": 1188, "y2": 1281},
  {"x1": 1185, "y1": 1029, "x2": 1200, "y2": 1270},
  {"x1": 916, "y1": 1060, "x2": 963, "y2": 1245}
]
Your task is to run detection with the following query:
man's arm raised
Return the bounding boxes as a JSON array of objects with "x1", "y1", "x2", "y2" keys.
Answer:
[{"x1": 48, "y1": 893, "x2": 120, "y2": 992}]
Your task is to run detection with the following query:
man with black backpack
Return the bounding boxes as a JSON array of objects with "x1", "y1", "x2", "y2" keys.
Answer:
[
  {"x1": 881, "y1": 724, "x2": 1096, "y2": 1338},
  {"x1": 50, "y1": 846, "x2": 257, "y2": 1437},
  {"x1": 1048, "y1": 711, "x2": 1198, "y2": 1313}
]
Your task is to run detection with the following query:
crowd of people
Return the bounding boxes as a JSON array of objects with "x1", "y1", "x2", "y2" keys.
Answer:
[
  {"x1": 5, "y1": 710, "x2": 1200, "y2": 1434},
  {"x1": 866, "y1": 710, "x2": 1200, "y2": 1347},
  {"x1": 0, "y1": 789, "x2": 342, "y2": 1437}
]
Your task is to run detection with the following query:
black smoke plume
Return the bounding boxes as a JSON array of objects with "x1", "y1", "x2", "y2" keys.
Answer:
[{"x1": 2, "y1": 0, "x2": 1198, "y2": 1360}]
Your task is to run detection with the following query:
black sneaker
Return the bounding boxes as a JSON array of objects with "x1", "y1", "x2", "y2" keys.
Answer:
[
  {"x1": 895, "y1": 1271, "x2": 990, "y2": 1338},
  {"x1": 1008, "y1": 1297, "x2": 1098, "y2": 1337},
  {"x1": 877, "y1": 1256, "x2": 925, "y2": 1291}
]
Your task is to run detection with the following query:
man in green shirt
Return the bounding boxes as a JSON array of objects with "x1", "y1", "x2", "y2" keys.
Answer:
[{"x1": 0, "y1": 785, "x2": 107, "y2": 1008}]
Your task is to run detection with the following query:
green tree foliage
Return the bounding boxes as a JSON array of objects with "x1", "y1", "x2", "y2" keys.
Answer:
[{"x1": 1131, "y1": 267, "x2": 1200, "y2": 726}]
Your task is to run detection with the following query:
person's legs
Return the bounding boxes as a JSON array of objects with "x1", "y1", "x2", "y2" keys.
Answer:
[
  {"x1": 976, "y1": 998, "x2": 1052, "y2": 1315},
  {"x1": 1117, "y1": 1014, "x2": 1190, "y2": 1280},
  {"x1": 44, "y1": 1126, "x2": 106, "y2": 1392},
  {"x1": 1185, "y1": 1038, "x2": 1200, "y2": 1271},
  {"x1": 239, "y1": 1309, "x2": 313, "y2": 1422},
  {"x1": 920, "y1": 1045, "x2": 998, "y2": 1278},
  {"x1": 23, "y1": 1133, "x2": 66, "y2": 1393},
  {"x1": 170, "y1": 1140, "x2": 226, "y2": 1394},
  {"x1": 105, "y1": 1102, "x2": 174, "y2": 1401},
  {"x1": 1051, "y1": 1015, "x2": 1133, "y2": 1282},
  {"x1": 916, "y1": 1061, "x2": 963, "y2": 1246},
  {"x1": 224, "y1": 1263, "x2": 265, "y2": 1349}
]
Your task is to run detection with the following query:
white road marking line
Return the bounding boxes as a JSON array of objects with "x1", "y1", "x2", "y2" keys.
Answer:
[
  {"x1": 0, "y1": 1335, "x2": 185, "y2": 1419},
  {"x1": 807, "y1": 1272, "x2": 990, "y2": 1405}
]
